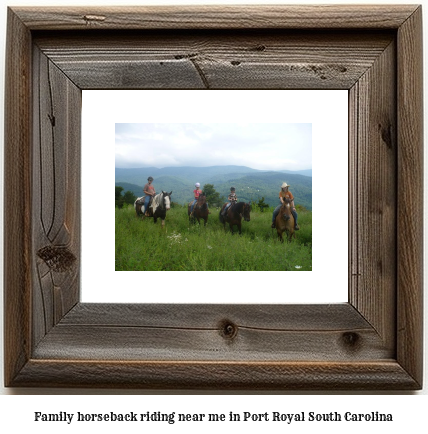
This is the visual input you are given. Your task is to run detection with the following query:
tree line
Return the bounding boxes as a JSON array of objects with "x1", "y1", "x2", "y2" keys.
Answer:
[
  {"x1": 115, "y1": 183, "x2": 276, "y2": 213},
  {"x1": 115, "y1": 186, "x2": 136, "y2": 209},
  {"x1": 115, "y1": 183, "x2": 224, "y2": 208}
]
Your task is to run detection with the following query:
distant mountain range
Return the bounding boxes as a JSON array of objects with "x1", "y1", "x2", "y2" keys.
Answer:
[{"x1": 116, "y1": 165, "x2": 312, "y2": 210}]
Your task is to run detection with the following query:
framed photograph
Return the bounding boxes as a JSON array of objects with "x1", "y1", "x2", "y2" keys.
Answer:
[
  {"x1": 4, "y1": 5, "x2": 423, "y2": 389},
  {"x1": 83, "y1": 89, "x2": 348, "y2": 305}
]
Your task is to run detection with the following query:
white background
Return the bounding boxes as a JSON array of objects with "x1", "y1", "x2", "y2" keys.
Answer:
[
  {"x1": 82, "y1": 90, "x2": 348, "y2": 304},
  {"x1": 0, "y1": 0, "x2": 427, "y2": 430}
]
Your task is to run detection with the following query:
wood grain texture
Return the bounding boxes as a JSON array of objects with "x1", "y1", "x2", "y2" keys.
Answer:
[
  {"x1": 396, "y1": 6, "x2": 424, "y2": 386},
  {"x1": 32, "y1": 304, "x2": 391, "y2": 362},
  {"x1": 32, "y1": 47, "x2": 81, "y2": 348},
  {"x1": 4, "y1": 5, "x2": 423, "y2": 390},
  {"x1": 3, "y1": 8, "x2": 32, "y2": 388},
  {"x1": 11, "y1": 5, "x2": 420, "y2": 30},
  {"x1": 349, "y1": 40, "x2": 397, "y2": 351},
  {"x1": 34, "y1": 31, "x2": 393, "y2": 90},
  {"x1": 11, "y1": 360, "x2": 419, "y2": 390},
  {"x1": 60, "y1": 303, "x2": 368, "y2": 329}
]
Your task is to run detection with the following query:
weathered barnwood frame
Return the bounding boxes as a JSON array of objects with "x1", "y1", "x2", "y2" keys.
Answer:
[{"x1": 4, "y1": 5, "x2": 423, "y2": 389}]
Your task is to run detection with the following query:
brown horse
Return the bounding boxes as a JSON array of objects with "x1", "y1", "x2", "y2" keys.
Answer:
[
  {"x1": 219, "y1": 202, "x2": 251, "y2": 234},
  {"x1": 275, "y1": 198, "x2": 295, "y2": 242},
  {"x1": 188, "y1": 193, "x2": 209, "y2": 226}
]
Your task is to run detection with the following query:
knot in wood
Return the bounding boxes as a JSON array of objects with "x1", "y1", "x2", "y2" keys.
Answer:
[
  {"x1": 378, "y1": 122, "x2": 393, "y2": 149},
  {"x1": 248, "y1": 44, "x2": 266, "y2": 52},
  {"x1": 341, "y1": 332, "x2": 361, "y2": 351},
  {"x1": 83, "y1": 15, "x2": 106, "y2": 23},
  {"x1": 37, "y1": 245, "x2": 76, "y2": 272},
  {"x1": 219, "y1": 320, "x2": 238, "y2": 340}
]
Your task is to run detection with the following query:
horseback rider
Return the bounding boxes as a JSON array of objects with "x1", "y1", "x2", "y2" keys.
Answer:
[
  {"x1": 190, "y1": 182, "x2": 203, "y2": 216},
  {"x1": 143, "y1": 176, "x2": 156, "y2": 216},
  {"x1": 271, "y1": 182, "x2": 300, "y2": 230},
  {"x1": 222, "y1": 187, "x2": 238, "y2": 216}
]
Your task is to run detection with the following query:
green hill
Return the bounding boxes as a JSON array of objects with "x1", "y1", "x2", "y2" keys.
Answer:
[
  {"x1": 215, "y1": 172, "x2": 312, "y2": 210},
  {"x1": 115, "y1": 182, "x2": 143, "y2": 198},
  {"x1": 116, "y1": 165, "x2": 312, "y2": 209},
  {"x1": 116, "y1": 176, "x2": 192, "y2": 203},
  {"x1": 115, "y1": 165, "x2": 261, "y2": 187}
]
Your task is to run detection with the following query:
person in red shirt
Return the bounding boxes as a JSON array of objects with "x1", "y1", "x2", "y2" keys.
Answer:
[
  {"x1": 271, "y1": 182, "x2": 300, "y2": 230},
  {"x1": 190, "y1": 182, "x2": 202, "y2": 215},
  {"x1": 143, "y1": 176, "x2": 155, "y2": 216}
]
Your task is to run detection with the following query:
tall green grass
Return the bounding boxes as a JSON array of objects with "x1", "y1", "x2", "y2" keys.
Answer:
[{"x1": 115, "y1": 204, "x2": 312, "y2": 271}]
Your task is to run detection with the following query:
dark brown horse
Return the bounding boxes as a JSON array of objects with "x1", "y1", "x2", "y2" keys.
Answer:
[
  {"x1": 275, "y1": 198, "x2": 295, "y2": 242},
  {"x1": 219, "y1": 201, "x2": 251, "y2": 234},
  {"x1": 188, "y1": 193, "x2": 209, "y2": 226}
]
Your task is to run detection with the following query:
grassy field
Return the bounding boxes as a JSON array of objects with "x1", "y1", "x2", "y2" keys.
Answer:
[{"x1": 115, "y1": 204, "x2": 312, "y2": 271}]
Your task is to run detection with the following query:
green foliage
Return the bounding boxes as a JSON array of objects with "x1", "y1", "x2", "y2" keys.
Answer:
[
  {"x1": 256, "y1": 196, "x2": 269, "y2": 212},
  {"x1": 115, "y1": 186, "x2": 124, "y2": 208},
  {"x1": 115, "y1": 186, "x2": 124, "y2": 200},
  {"x1": 116, "y1": 186, "x2": 136, "y2": 208},
  {"x1": 217, "y1": 173, "x2": 312, "y2": 211},
  {"x1": 116, "y1": 203, "x2": 312, "y2": 271},
  {"x1": 116, "y1": 166, "x2": 312, "y2": 209},
  {"x1": 123, "y1": 190, "x2": 137, "y2": 205},
  {"x1": 115, "y1": 182, "x2": 143, "y2": 199},
  {"x1": 202, "y1": 183, "x2": 225, "y2": 207}
]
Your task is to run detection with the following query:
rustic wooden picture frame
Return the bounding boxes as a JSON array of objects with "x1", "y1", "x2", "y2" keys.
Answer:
[{"x1": 4, "y1": 5, "x2": 423, "y2": 390}]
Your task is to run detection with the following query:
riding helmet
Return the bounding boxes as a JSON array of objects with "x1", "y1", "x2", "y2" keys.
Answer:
[{"x1": 195, "y1": 182, "x2": 200, "y2": 187}]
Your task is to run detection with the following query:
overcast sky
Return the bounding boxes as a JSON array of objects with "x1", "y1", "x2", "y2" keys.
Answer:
[{"x1": 115, "y1": 123, "x2": 311, "y2": 171}]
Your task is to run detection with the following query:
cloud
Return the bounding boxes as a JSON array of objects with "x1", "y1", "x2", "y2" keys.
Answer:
[{"x1": 115, "y1": 123, "x2": 311, "y2": 170}]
